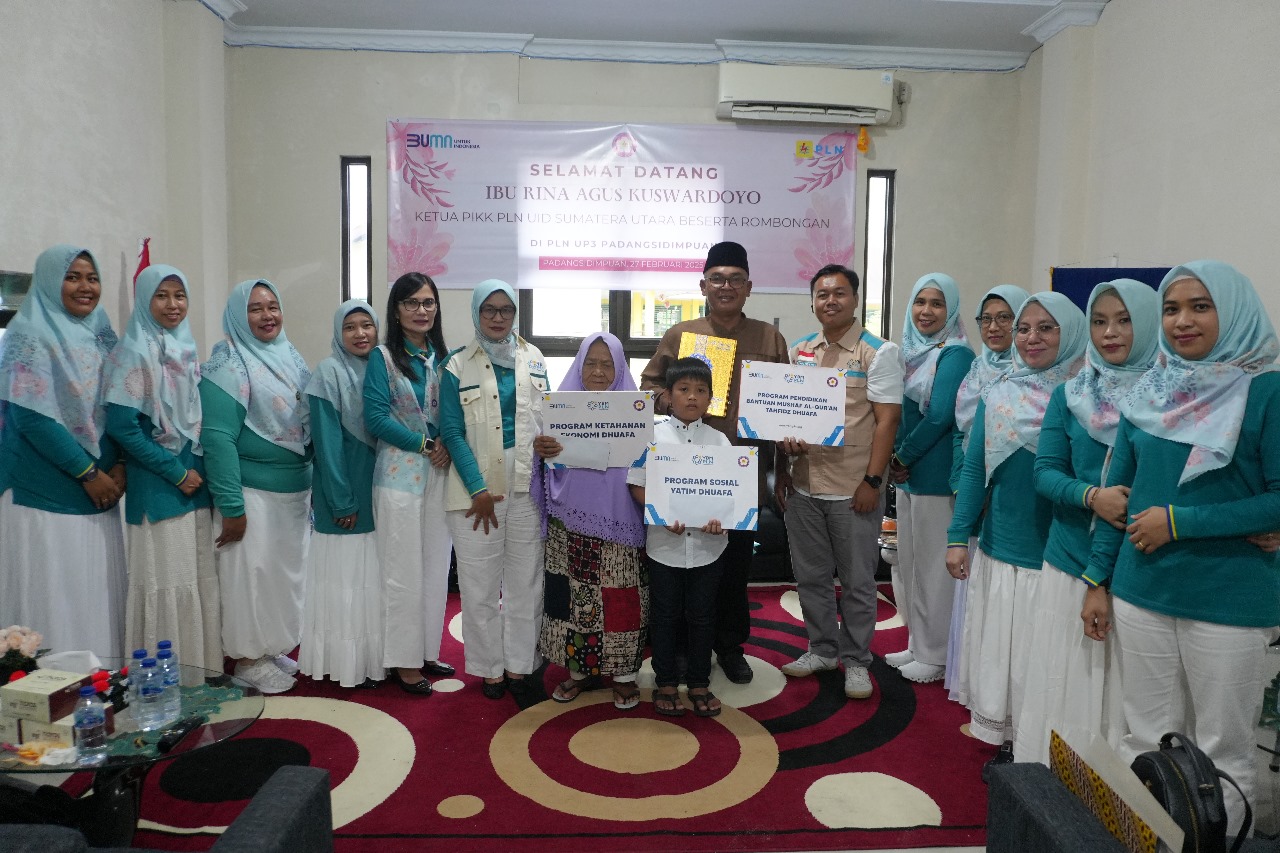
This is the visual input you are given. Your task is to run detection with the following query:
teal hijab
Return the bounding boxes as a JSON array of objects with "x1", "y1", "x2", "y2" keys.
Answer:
[
  {"x1": 981, "y1": 291, "x2": 1087, "y2": 483},
  {"x1": 101, "y1": 265, "x2": 203, "y2": 454},
  {"x1": 304, "y1": 299, "x2": 378, "y2": 448},
  {"x1": 1063, "y1": 280, "x2": 1160, "y2": 447},
  {"x1": 900, "y1": 273, "x2": 971, "y2": 413},
  {"x1": 0, "y1": 245, "x2": 117, "y2": 456},
  {"x1": 954, "y1": 284, "x2": 1030, "y2": 435},
  {"x1": 202, "y1": 279, "x2": 311, "y2": 454},
  {"x1": 1125, "y1": 260, "x2": 1279, "y2": 484},
  {"x1": 471, "y1": 279, "x2": 518, "y2": 369}
]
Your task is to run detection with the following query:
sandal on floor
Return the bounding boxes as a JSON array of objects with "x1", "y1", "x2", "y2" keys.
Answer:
[
  {"x1": 551, "y1": 675, "x2": 601, "y2": 703},
  {"x1": 612, "y1": 683, "x2": 641, "y2": 711},
  {"x1": 653, "y1": 688, "x2": 684, "y2": 717},
  {"x1": 689, "y1": 689, "x2": 722, "y2": 718}
]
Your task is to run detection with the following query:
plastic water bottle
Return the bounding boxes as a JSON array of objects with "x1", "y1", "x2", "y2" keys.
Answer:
[
  {"x1": 73, "y1": 685, "x2": 108, "y2": 766},
  {"x1": 155, "y1": 648, "x2": 180, "y2": 726},
  {"x1": 127, "y1": 648, "x2": 148, "y2": 709},
  {"x1": 135, "y1": 658, "x2": 165, "y2": 732}
]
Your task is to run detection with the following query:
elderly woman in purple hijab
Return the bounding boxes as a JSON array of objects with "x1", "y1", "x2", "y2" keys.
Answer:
[{"x1": 533, "y1": 333, "x2": 648, "y2": 710}]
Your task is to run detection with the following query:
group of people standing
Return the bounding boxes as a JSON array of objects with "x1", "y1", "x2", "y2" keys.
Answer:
[
  {"x1": 0, "y1": 242, "x2": 1275, "y2": 830},
  {"x1": 882, "y1": 264, "x2": 1278, "y2": 836}
]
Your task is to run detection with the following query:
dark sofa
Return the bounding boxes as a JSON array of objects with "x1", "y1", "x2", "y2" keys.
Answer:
[{"x1": 0, "y1": 764, "x2": 333, "y2": 853}]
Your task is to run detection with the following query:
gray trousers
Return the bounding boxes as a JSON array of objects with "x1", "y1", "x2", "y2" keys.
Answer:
[{"x1": 784, "y1": 490, "x2": 883, "y2": 668}]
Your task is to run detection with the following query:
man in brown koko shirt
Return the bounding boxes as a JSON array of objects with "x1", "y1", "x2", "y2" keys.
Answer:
[{"x1": 639, "y1": 241, "x2": 789, "y2": 684}]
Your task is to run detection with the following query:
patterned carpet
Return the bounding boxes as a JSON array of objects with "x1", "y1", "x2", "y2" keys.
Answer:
[{"x1": 126, "y1": 584, "x2": 991, "y2": 852}]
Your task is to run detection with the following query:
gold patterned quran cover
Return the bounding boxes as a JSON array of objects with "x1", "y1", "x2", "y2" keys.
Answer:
[
  {"x1": 1049, "y1": 730, "x2": 1183, "y2": 853},
  {"x1": 677, "y1": 332, "x2": 737, "y2": 418}
]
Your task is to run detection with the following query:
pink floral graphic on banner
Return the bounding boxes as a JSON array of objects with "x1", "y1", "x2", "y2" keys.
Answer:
[
  {"x1": 389, "y1": 121, "x2": 456, "y2": 208},
  {"x1": 389, "y1": 220, "x2": 454, "y2": 281},
  {"x1": 790, "y1": 185, "x2": 855, "y2": 285},
  {"x1": 788, "y1": 132, "x2": 856, "y2": 193}
]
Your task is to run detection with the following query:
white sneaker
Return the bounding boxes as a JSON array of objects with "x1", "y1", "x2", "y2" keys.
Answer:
[
  {"x1": 235, "y1": 658, "x2": 296, "y2": 694},
  {"x1": 271, "y1": 654, "x2": 300, "y2": 675},
  {"x1": 898, "y1": 661, "x2": 945, "y2": 683},
  {"x1": 844, "y1": 665, "x2": 873, "y2": 699},
  {"x1": 780, "y1": 651, "x2": 840, "y2": 677},
  {"x1": 884, "y1": 649, "x2": 915, "y2": 668}
]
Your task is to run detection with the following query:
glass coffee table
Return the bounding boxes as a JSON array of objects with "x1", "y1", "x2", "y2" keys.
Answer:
[{"x1": 0, "y1": 664, "x2": 265, "y2": 845}]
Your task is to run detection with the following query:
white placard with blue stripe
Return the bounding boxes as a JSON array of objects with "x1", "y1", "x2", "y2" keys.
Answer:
[
  {"x1": 543, "y1": 391, "x2": 654, "y2": 470},
  {"x1": 736, "y1": 360, "x2": 845, "y2": 445},
  {"x1": 643, "y1": 445, "x2": 759, "y2": 531}
]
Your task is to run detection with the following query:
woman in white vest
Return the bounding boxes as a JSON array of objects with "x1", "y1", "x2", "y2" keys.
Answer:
[{"x1": 438, "y1": 280, "x2": 549, "y2": 700}]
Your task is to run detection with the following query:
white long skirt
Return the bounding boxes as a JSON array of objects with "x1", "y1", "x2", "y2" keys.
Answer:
[
  {"x1": 215, "y1": 487, "x2": 309, "y2": 660},
  {"x1": 1012, "y1": 561, "x2": 1125, "y2": 765},
  {"x1": 374, "y1": 469, "x2": 451, "y2": 669},
  {"x1": 945, "y1": 535, "x2": 977, "y2": 701},
  {"x1": 954, "y1": 547, "x2": 1039, "y2": 745},
  {"x1": 0, "y1": 491, "x2": 126, "y2": 659},
  {"x1": 298, "y1": 530, "x2": 384, "y2": 686},
  {"x1": 125, "y1": 509, "x2": 222, "y2": 670}
]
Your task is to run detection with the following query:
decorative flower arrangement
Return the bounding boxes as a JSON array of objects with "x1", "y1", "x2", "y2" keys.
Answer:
[{"x1": 0, "y1": 625, "x2": 43, "y2": 683}]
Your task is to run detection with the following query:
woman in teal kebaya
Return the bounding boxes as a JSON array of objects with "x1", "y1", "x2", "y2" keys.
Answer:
[
  {"x1": 1014, "y1": 279, "x2": 1159, "y2": 765},
  {"x1": 103, "y1": 264, "x2": 221, "y2": 670},
  {"x1": 364, "y1": 273, "x2": 454, "y2": 696},
  {"x1": 298, "y1": 300, "x2": 384, "y2": 689},
  {"x1": 1083, "y1": 261, "x2": 1280, "y2": 834},
  {"x1": 944, "y1": 284, "x2": 1029, "y2": 700},
  {"x1": 946, "y1": 291, "x2": 1086, "y2": 762},
  {"x1": 887, "y1": 273, "x2": 973, "y2": 685},
  {"x1": 200, "y1": 279, "x2": 312, "y2": 695},
  {"x1": 0, "y1": 245, "x2": 126, "y2": 658}
]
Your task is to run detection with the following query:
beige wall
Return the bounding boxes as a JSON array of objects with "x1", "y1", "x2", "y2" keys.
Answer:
[
  {"x1": 226, "y1": 49, "x2": 1036, "y2": 363},
  {"x1": 1029, "y1": 0, "x2": 1280, "y2": 316},
  {"x1": 8, "y1": 0, "x2": 1279, "y2": 363},
  {"x1": 0, "y1": 0, "x2": 227, "y2": 348}
]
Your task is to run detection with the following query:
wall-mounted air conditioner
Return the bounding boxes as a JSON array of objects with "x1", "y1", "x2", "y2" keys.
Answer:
[{"x1": 716, "y1": 63, "x2": 898, "y2": 126}]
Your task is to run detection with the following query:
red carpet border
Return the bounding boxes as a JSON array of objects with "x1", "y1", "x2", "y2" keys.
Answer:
[{"x1": 127, "y1": 584, "x2": 989, "y2": 852}]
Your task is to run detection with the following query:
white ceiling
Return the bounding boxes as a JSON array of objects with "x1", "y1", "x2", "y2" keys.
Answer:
[{"x1": 209, "y1": 0, "x2": 1110, "y2": 71}]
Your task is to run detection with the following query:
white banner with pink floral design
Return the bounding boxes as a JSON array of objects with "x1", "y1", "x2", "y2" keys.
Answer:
[{"x1": 388, "y1": 120, "x2": 855, "y2": 292}]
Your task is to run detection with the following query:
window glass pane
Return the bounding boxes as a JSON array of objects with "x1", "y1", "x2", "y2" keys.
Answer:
[
  {"x1": 529, "y1": 289, "x2": 607, "y2": 338},
  {"x1": 345, "y1": 162, "x2": 369, "y2": 302},
  {"x1": 628, "y1": 288, "x2": 705, "y2": 339},
  {"x1": 864, "y1": 175, "x2": 889, "y2": 338}
]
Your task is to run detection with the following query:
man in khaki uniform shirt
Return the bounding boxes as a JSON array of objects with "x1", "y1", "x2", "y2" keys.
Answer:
[
  {"x1": 640, "y1": 241, "x2": 789, "y2": 684},
  {"x1": 775, "y1": 264, "x2": 902, "y2": 700}
]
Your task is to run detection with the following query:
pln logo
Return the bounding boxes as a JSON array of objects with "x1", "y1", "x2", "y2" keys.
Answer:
[
  {"x1": 826, "y1": 376, "x2": 840, "y2": 388},
  {"x1": 692, "y1": 454, "x2": 715, "y2": 465},
  {"x1": 795, "y1": 140, "x2": 814, "y2": 159},
  {"x1": 407, "y1": 132, "x2": 453, "y2": 149},
  {"x1": 633, "y1": 399, "x2": 646, "y2": 411},
  {"x1": 737, "y1": 456, "x2": 751, "y2": 468}
]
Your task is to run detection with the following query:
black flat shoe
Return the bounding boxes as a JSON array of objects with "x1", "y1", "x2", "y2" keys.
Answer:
[
  {"x1": 719, "y1": 653, "x2": 754, "y2": 684},
  {"x1": 389, "y1": 670, "x2": 433, "y2": 696},
  {"x1": 421, "y1": 660, "x2": 456, "y2": 678},
  {"x1": 505, "y1": 675, "x2": 537, "y2": 697},
  {"x1": 981, "y1": 741, "x2": 1015, "y2": 784},
  {"x1": 481, "y1": 679, "x2": 506, "y2": 700}
]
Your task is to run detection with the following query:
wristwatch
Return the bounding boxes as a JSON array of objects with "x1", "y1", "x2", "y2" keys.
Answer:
[{"x1": 863, "y1": 474, "x2": 883, "y2": 489}]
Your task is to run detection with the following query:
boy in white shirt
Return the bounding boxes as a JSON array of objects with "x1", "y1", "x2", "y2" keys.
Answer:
[{"x1": 627, "y1": 357, "x2": 729, "y2": 717}]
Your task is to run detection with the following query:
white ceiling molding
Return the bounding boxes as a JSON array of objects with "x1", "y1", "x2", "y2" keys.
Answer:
[
  {"x1": 716, "y1": 40, "x2": 1028, "y2": 72},
  {"x1": 1022, "y1": 1, "x2": 1108, "y2": 43},
  {"x1": 522, "y1": 39, "x2": 723, "y2": 64},
  {"x1": 220, "y1": 25, "x2": 1029, "y2": 71},
  {"x1": 200, "y1": 0, "x2": 246, "y2": 21},
  {"x1": 222, "y1": 25, "x2": 534, "y2": 54}
]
